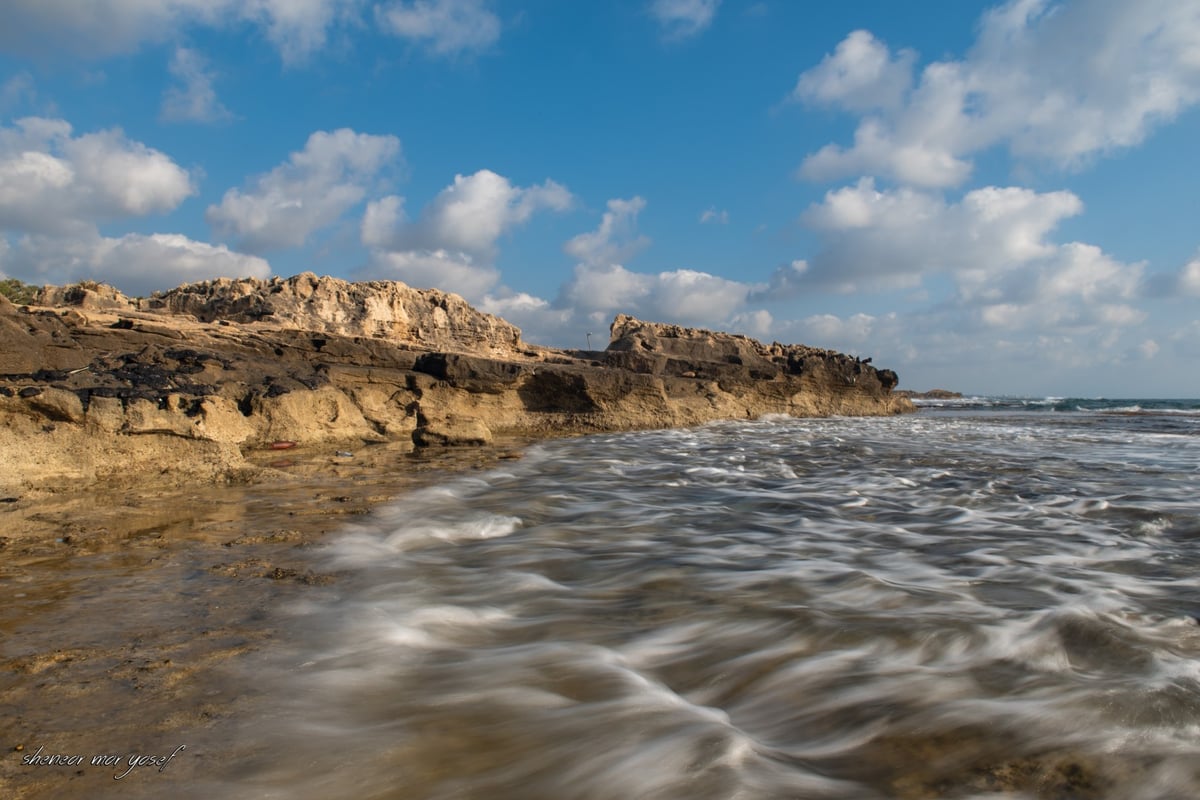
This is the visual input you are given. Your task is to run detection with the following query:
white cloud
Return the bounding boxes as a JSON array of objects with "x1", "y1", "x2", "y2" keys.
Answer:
[
  {"x1": 363, "y1": 170, "x2": 571, "y2": 259},
  {"x1": 207, "y1": 128, "x2": 401, "y2": 253},
  {"x1": 799, "y1": 118, "x2": 973, "y2": 188},
  {"x1": 796, "y1": 178, "x2": 1084, "y2": 293},
  {"x1": 2, "y1": 232, "x2": 270, "y2": 296},
  {"x1": 360, "y1": 195, "x2": 406, "y2": 249},
  {"x1": 791, "y1": 29, "x2": 914, "y2": 112},
  {"x1": 501, "y1": 260, "x2": 769, "y2": 348},
  {"x1": 754, "y1": 259, "x2": 807, "y2": 300},
  {"x1": 0, "y1": 115, "x2": 267, "y2": 294},
  {"x1": 794, "y1": 0, "x2": 1200, "y2": 187},
  {"x1": 650, "y1": 0, "x2": 721, "y2": 40},
  {"x1": 556, "y1": 198, "x2": 764, "y2": 329},
  {"x1": 561, "y1": 263, "x2": 651, "y2": 315},
  {"x1": 0, "y1": 117, "x2": 194, "y2": 236},
  {"x1": 729, "y1": 309, "x2": 773, "y2": 337},
  {"x1": 1179, "y1": 256, "x2": 1200, "y2": 296},
  {"x1": 361, "y1": 169, "x2": 572, "y2": 301},
  {"x1": 367, "y1": 248, "x2": 499, "y2": 298},
  {"x1": 376, "y1": 0, "x2": 500, "y2": 56},
  {"x1": 781, "y1": 312, "x2": 880, "y2": 350},
  {"x1": 472, "y1": 198, "x2": 775, "y2": 346},
  {"x1": 478, "y1": 290, "x2": 576, "y2": 345},
  {"x1": 647, "y1": 268, "x2": 754, "y2": 322},
  {"x1": 699, "y1": 207, "x2": 728, "y2": 224},
  {"x1": 564, "y1": 197, "x2": 650, "y2": 267},
  {"x1": 251, "y1": 0, "x2": 356, "y2": 63},
  {"x1": 160, "y1": 47, "x2": 232, "y2": 124},
  {"x1": 774, "y1": 178, "x2": 1151, "y2": 366},
  {"x1": 0, "y1": 0, "x2": 356, "y2": 63}
]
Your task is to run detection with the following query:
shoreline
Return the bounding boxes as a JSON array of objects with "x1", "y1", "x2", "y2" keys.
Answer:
[
  {"x1": 1, "y1": 436, "x2": 537, "y2": 799},
  {"x1": 2, "y1": 273, "x2": 912, "y2": 797},
  {"x1": 1, "y1": 274, "x2": 911, "y2": 499}
]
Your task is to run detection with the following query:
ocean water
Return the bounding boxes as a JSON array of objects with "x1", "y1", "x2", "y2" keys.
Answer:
[{"x1": 209, "y1": 400, "x2": 1200, "y2": 799}]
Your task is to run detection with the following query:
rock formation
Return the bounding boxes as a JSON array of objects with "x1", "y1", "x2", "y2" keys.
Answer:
[
  {"x1": 894, "y1": 388, "x2": 964, "y2": 400},
  {"x1": 0, "y1": 273, "x2": 912, "y2": 493}
]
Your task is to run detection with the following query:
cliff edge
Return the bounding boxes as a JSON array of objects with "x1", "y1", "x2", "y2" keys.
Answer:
[{"x1": 0, "y1": 273, "x2": 912, "y2": 493}]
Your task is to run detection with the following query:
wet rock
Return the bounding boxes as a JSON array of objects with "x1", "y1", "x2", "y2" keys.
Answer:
[
  {"x1": 414, "y1": 415, "x2": 494, "y2": 447},
  {"x1": 0, "y1": 276, "x2": 911, "y2": 494}
]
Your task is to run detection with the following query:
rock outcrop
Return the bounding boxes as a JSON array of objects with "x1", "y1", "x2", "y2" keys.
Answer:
[
  {"x1": 895, "y1": 388, "x2": 964, "y2": 400},
  {"x1": 0, "y1": 275, "x2": 912, "y2": 493}
]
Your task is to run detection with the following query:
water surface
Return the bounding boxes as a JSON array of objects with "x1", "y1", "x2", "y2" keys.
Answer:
[{"x1": 208, "y1": 405, "x2": 1200, "y2": 799}]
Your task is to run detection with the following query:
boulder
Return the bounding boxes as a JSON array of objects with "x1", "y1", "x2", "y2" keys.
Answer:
[{"x1": 413, "y1": 415, "x2": 494, "y2": 447}]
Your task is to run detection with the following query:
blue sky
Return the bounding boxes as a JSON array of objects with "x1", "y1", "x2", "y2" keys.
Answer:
[{"x1": 1, "y1": 0, "x2": 1198, "y2": 396}]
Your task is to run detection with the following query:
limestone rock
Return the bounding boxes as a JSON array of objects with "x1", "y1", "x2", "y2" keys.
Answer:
[
  {"x1": 414, "y1": 415, "x2": 494, "y2": 447},
  {"x1": 0, "y1": 275, "x2": 912, "y2": 493},
  {"x1": 35, "y1": 282, "x2": 136, "y2": 311},
  {"x1": 144, "y1": 272, "x2": 525, "y2": 357}
]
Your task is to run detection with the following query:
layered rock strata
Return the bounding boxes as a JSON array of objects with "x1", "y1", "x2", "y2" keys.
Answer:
[{"x1": 0, "y1": 273, "x2": 911, "y2": 493}]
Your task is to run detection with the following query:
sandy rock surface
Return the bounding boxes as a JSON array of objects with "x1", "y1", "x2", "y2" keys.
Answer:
[{"x1": 1, "y1": 274, "x2": 911, "y2": 498}]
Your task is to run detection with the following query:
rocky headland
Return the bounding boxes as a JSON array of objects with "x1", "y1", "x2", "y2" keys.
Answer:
[
  {"x1": 0, "y1": 272, "x2": 911, "y2": 495},
  {"x1": 894, "y1": 388, "x2": 964, "y2": 400}
]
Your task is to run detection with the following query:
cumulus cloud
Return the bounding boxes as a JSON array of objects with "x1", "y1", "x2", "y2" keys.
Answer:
[
  {"x1": 699, "y1": 207, "x2": 728, "y2": 224},
  {"x1": 207, "y1": 128, "x2": 401, "y2": 253},
  {"x1": 650, "y1": 0, "x2": 721, "y2": 40},
  {"x1": 361, "y1": 169, "x2": 572, "y2": 300},
  {"x1": 1178, "y1": 256, "x2": 1200, "y2": 296},
  {"x1": 362, "y1": 169, "x2": 572, "y2": 259},
  {"x1": 1, "y1": 232, "x2": 270, "y2": 296},
  {"x1": 535, "y1": 198, "x2": 768, "y2": 335},
  {"x1": 564, "y1": 197, "x2": 651, "y2": 267},
  {"x1": 160, "y1": 47, "x2": 232, "y2": 124},
  {"x1": 477, "y1": 289, "x2": 576, "y2": 345},
  {"x1": 252, "y1": 0, "x2": 357, "y2": 63},
  {"x1": 367, "y1": 248, "x2": 499, "y2": 298},
  {"x1": 0, "y1": 117, "x2": 194, "y2": 236},
  {"x1": 780, "y1": 312, "x2": 881, "y2": 351},
  {"x1": 0, "y1": 0, "x2": 355, "y2": 63},
  {"x1": 376, "y1": 0, "x2": 501, "y2": 56},
  {"x1": 0, "y1": 115, "x2": 270, "y2": 294},
  {"x1": 791, "y1": 29, "x2": 915, "y2": 112},
  {"x1": 796, "y1": 178, "x2": 1084, "y2": 293},
  {"x1": 509, "y1": 261, "x2": 765, "y2": 346},
  {"x1": 472, "y1": 198, "x2": 776, "y2": 347},
  {"x1": 793, "y1": 0, "x2": 1200, "y2": 186},
  {"x1": 772, "y1": 177, "x2": 1151, "y2": 367}
]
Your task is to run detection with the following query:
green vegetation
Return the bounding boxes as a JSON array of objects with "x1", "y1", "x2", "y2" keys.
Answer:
[{"x1": 0, "y1": 278, "x2": 40, "y2": 305}]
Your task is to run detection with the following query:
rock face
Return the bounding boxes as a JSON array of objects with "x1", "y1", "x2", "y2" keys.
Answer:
[
  {"x1": 144, "y1": 273, "x2": 524, "y2": 358},
  {"x1": 0, "y1": 276, "x2": 912, "y2": 493}
]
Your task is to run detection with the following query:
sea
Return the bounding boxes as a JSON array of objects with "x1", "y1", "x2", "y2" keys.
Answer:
[{"x1": 204, "y1": 398, "x2": 1200, "y2": 799}]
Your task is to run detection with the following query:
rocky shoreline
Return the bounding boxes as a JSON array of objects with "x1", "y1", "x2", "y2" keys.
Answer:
[
  {"x1": 0, "y1": 272, "x2": 915, "y2": 798},
  {"x1": 0, "y1": 272, "x2": 911, "y2": 497}
]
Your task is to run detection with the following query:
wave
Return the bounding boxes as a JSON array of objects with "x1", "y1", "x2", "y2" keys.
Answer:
[{"x1": 913, "y1": 396, "x2": 1200, "y2": 414}]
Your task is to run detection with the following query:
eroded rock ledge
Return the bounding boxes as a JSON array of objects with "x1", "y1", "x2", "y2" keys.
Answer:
[{"x1": 0, "y1": 273, "x2": 912, "y2": 493}]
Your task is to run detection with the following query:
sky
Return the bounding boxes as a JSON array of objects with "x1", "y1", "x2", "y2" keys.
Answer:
[{"x1": 1, "y1": 0, "x2": 1199, "y2": 397}]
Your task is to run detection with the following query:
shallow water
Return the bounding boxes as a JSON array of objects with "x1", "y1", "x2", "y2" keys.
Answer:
[{"x1": 206, "y1": 407, "x2": 1200, "y2": 799}]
